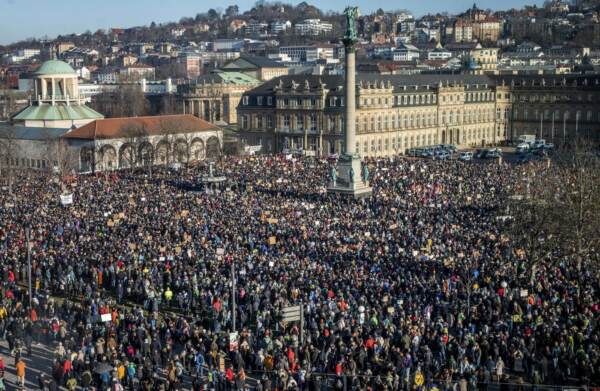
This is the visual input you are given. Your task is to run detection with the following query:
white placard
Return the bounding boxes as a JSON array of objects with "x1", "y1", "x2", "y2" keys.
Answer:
[
  {"x1": 60, "y1": 193, "x2": 73, "y2": 206},
  {"x1": 100, "y1": 313, "x2": 112, "y2": 322}
]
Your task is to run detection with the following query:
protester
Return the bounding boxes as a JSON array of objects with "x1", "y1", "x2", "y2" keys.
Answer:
[{"x1": 0, "y1": 154, "x2": 598, "y2": 390}]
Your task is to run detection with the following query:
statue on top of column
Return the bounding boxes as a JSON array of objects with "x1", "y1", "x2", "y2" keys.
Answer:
[{"x1": 343, "y1": 6, "x2": 360, "y2": 46}]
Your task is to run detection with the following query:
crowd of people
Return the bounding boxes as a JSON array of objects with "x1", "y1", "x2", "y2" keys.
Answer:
[{"x1": 0, "y1": 154, "x2": 598, "y2": 390}]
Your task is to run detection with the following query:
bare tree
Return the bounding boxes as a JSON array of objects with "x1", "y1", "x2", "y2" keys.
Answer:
[
  {"x1": 90, "y1": 84, "x2": 150, "y2": 118},
  {"x1": 504, "y1": 138, "x2": 600, "y2": 283},
  {"x1": 44, "y1": 136, "x2": 78, "y2": 193},
  {"x1": 119, "y1": 123, "x2": 152, "y2": 175},
  {"x1": 0, "y1": 124, "x2": 20, "y2": 196}
]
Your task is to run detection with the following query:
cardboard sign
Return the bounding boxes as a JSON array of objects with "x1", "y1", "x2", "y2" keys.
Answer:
[
  {"x1": 268, "y1": 236, "x2": 276, "y2": 245},
  {"x1": 216, "y1": 248, "x2": 225, "y2": 256},
  {"x1": 520, "y1": 289, "x2": 528, "y2": 297},
  {"x1": 229, "y1": 332, "x2": 239, "y2": 352},
  {"x1": 107, "y1": 220, "x2": 115, "y2": 227},
  {"x1": 100, "y1": 313, "x2": 112, "y2": 322},
  {"x1": 267, "y1": 218, "x2": 278, "y2": 224},
  {"x1": 60, "y1": 193, "x2": 73, "y2": 206}
]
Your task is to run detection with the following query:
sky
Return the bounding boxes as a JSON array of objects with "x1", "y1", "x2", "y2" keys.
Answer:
[{"x1": 0, "y1": 0, "x2": 544, "y2": 45}]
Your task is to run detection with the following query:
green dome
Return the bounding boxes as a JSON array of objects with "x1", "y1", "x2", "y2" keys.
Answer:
[{"x1": 35, "y1": 60, "x2": 76, "y2": 75}]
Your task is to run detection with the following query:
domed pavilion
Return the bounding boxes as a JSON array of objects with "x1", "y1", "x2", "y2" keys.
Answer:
[{"x1": 12, "y1": 60, "x2": 103, "y2": 128}]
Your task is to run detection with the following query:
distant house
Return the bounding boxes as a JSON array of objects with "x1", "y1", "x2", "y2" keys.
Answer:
[
  {"x1": 393, "y1": 43, "x2": 420, "y2": 62},
  {"x1": 222, "y1": 56, "x2": 288, "y2": 81}
]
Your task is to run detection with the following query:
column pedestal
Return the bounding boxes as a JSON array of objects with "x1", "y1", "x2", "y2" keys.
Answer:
[{"x1": 327, "y1": 153, "x2": 372, "y2": 198}]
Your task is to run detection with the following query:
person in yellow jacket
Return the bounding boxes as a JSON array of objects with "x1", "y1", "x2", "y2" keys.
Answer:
[
  {"x1": 117, "y1": 362, "x2": 126, "y2": 381},
  {"x1": 164, "y1": 288, "x2": 173, "y2": 304}
]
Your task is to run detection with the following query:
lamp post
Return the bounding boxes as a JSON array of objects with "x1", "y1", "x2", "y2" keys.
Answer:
[
  {"x1": 24, "y1": 223, "x2": 32, "y2": 314},
  {"x1": 231, "y1": 260, "x2": 236, "y2": 331}
]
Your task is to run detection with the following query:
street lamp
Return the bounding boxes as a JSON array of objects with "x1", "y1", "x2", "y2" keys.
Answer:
[{"x1": 24, "y1": 222, "x2": 32, "y2": 315}]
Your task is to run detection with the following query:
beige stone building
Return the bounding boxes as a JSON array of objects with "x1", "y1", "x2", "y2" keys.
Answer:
[
  {"x1": 236, "y1": 74, "x2": 511, "y2": 156},
  {"x1": 178, "y1": 72, "x2": 260, "y2": 125}
]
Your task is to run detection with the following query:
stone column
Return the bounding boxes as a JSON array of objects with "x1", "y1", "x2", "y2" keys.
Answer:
[
  {"x1": 344, "y1": 45, "x2": 356, "y2": 155},
  {"x1": 51, "y1": 78, "x2": 56, "y2": 105}
]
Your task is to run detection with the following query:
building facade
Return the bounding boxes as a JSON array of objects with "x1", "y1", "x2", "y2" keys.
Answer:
[
  {"x1": 503, "y1": 74, "x2": 600, "y2": 142},
  {"x1": 178, "y1": 72, "x2": 260, "y2": 124},
  {"x1": 63, "y1": 115, "x2": 223, "y2": 172},
  {"x1": 236, "y1": 74, "x2": 511, "y2": 156}
]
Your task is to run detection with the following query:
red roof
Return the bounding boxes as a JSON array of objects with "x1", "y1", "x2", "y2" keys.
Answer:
[{"x1": 63, "y1": 115, "x2": 220, "y2": 140}]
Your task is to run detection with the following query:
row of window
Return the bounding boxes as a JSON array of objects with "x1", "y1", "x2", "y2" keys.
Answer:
[
  {"x1": 517, "y1": 93, "x2": 596, "y2": 103},
  {"x1": 5, "y1": 157, "x2": 52, "y2": 169},
  {"x1": 514, "y1": 109, "x2": 599, "y2": 122},
  {"x1": 241, "y1": 108, "x2": 500, "y2": 132},
  {"x1": 243, "y1": 90, "x2": 500, "y2": 109}
]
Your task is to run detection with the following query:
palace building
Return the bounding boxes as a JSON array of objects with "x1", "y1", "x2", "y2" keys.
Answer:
[
  {"x1": 236, "y1": 74, "x2": 511, "y2": 156},
  {"x1": 236, "y1": 73, "x2": 600, "y2": 156}
]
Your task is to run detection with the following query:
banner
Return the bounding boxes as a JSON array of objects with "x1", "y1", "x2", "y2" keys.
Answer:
[
  {"x1": 60, "y1": 193, "x2": 73, "y2": 206},
  {"x1": 100, "y1": 313, "x2": 112, "y2": 322},
  {"x1": 229, "y1": 332, "x2": 239, "y2": 351}
]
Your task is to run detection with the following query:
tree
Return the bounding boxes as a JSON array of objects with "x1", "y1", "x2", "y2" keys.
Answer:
[
  {"x1": 119, "y1": 123, "x2": 151, "y2": 175},
  {"x1": 503, "y1": 138, "x2": 600, "y2": 284},
  {"x1": 225, "y1": 5, "x2": 239, "y2": 18},
  {"x1": 0, "y1": 124, "x2": 20, "y2": 196},
  {"x1": 43, "y1": 135, "x2": 78, "y2": 193},
  {"x1": 208, "y1": 9, "x2": 220, "y2": 20},
  {"x1": 90, "y1": 85, "x2": 150, "y2": 118}
]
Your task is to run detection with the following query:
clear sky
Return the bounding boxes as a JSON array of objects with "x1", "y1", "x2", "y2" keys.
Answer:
[{"x1": 0, "y1": 0, "x2": 543, "y2": 45}]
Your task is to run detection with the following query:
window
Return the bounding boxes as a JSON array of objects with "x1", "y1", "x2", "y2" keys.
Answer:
[
  {"x1": 241, "y1": 115, "x2": 249, "y2": 129},
  {"x1": 377, "y1": 116, "x2": 382, "y2": 131},
  {"x1": 310, "y1": 113, "x2": 317, "y2": 131},
  {"x1": 267, "y1": 97, "x2": 272, "y2": 105},
  {"x1": 267, "y1": 115, "x2": 273, "y2": 128},
  {"x1": 242, "y1": 96, "x2": 249, "y2": 105},
  {"x1": 384, "y1": 138, "x2": 389, "y2": 151},
  {"x1": 330, "y1": 97, "x2": 336, "y2": 107},
  {"x1": 283, "y1": 114, "x2": 291, "y2": 129},
  {"x1": 257, "y1": 96, "x2": 263, "y2": 106},
  {"x1": 257, "y1": 115, "x2": 263, "y2": 129},
  {"x1": 296, "y1": 116, "x2": 304, "y2": 130},
  {"x1": 363, "y1": 142, "x2": 368, "y2": 153},
  {"x1": 378, "y1": 139, "x2": 382, "y2": 151}
]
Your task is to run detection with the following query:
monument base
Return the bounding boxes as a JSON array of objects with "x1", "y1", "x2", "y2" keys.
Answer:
[{"x1": 327, "y1": 154, "x2": 373, "y2": 199}]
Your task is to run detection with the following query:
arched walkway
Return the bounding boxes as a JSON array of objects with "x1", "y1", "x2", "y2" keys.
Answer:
[
  {"x1": 173, "y1": 139, "x2": 189, "y2": 163},
  {"x1": 99, "y1": 145, "x2": 117, "y2": 171},
  {"x1": 155, "y1": 140, "x2": 170, "y2": 165},
  {"x1": 190, "y1": 138, "x2": 205, "y2": 161},
  {"x1": 119, "y1": 143, "x2": 135, "y2": 169},
  {"x1": 138, "y1": 142, "x2": 154, "y2": 167},
  {"x1": 206, "y1": 136, "x2": 221, "y2": 160}
]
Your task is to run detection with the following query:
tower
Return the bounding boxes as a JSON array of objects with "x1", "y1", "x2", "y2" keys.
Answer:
[{"x1": 327, "y1": 6, "x2": 372, "y2": 199}]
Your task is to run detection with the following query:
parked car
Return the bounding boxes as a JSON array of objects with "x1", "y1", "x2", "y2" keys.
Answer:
[
  {"x1": 434, "y1": 150, "x2": 451, "y2": 160},
  {"x1": 459, "y1": 151, "x2": 473, "y2": 161}
]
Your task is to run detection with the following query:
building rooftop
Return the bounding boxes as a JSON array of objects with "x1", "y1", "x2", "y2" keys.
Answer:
[
  {"x1": 196, "y1": 71, "x2": 260, "y2": 85},
  {"x1": 0, "y1": 124, "x2": 70, "y2": 140},
  {"x1": 242, "y1": 74, "x2": 496, "y2": 96},
  {"x1": 12, "y1": 104, "x2": 104, "y2": 122},
  {"x1": 34, "y1": 60, "x2": 76, "y2": 76},
  {"x1": 63, "y1": 114, "x2": 220, "y2": 140}
]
